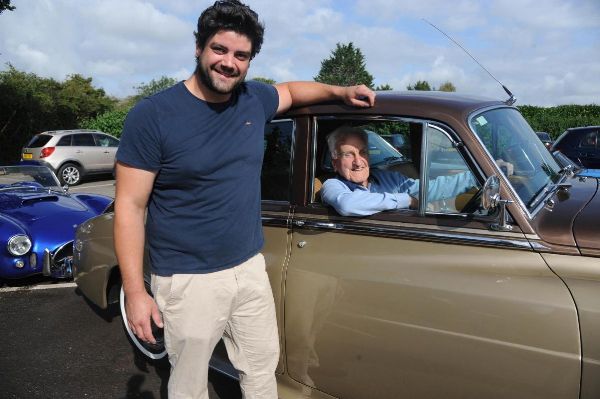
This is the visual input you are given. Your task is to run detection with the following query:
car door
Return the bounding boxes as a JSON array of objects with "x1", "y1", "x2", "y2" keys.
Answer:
[
  {"x1": 93, "y1": 133, "x2": 119, "y2": 171},
  {"x1": 283, "y1": 117, "x2": 580, "y2": 399},
  {"x1": 209, "y1": 118, "x2": 295, "y2": 376},
  {"x1": 72, "y1": 133, "x2": 103, "y2": 171}
]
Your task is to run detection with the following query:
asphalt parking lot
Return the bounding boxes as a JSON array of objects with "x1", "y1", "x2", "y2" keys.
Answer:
[
  {"x1": 69, "y1": 177, "x2": 116, "y2": 198},
  {"x1": 0, "y1": 280, "x2": 241, "y2": 399}
]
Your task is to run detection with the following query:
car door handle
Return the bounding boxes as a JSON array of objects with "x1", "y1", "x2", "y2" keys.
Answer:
[{"x1": 297, "y1": 240, "x2": 307, "y2": 248}]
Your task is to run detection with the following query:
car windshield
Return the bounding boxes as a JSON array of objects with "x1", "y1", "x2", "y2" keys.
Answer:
[
  {"x1": 366, "y1": 131, "x2": 405, "y2": 167},
  {"x1": 470, "y1": 108, "x2": 562, "y2": 211},
  {"x1": 0, "y1": 165, "x2": 61, "y2": 190}
]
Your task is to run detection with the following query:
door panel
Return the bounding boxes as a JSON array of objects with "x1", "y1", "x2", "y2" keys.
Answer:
[{"x1": 284, "y1": 221, "x2": 580, "y2": 399}]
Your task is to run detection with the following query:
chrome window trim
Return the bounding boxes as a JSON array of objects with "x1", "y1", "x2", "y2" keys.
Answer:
[
  {"x1": 467, "y1": 105, "x2": 535, "y2": 220},
  {"x1": 291, "y1": 216, "x2": 535, "y2": 251},
  {"x1": 264, "y1": 118, "x2": 295, "y2": 204}
]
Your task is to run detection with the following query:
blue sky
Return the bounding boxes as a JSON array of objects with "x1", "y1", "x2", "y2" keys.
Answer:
[{"x1": 1, "y1": 0, "x2": 598, "y2": 106}]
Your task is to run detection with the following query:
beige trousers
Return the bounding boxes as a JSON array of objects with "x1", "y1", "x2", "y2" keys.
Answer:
[{"x1": 151, "y1": 253, "x2": 279, "y2": 399}]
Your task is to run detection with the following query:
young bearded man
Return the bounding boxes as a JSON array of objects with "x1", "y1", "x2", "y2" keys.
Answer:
[{"x1": 114, "y1": 1, "x2": 376, "y2": 398}]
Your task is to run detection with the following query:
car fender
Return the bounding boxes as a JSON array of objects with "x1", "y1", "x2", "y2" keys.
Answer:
[{"x1": 71, "y1": 194, "x2": 113, "y2": 215}]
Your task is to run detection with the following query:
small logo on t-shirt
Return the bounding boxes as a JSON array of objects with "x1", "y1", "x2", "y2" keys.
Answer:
[{"x1": 244, "y1": 120, "x2": 252, "y2": 126}]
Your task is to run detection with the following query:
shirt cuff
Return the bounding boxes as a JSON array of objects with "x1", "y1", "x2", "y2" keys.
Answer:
[{"x1": 393, "y1": 193, "x2": 412, "y2": 209}]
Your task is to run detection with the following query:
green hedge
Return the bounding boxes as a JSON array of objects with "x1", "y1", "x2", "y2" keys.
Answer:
[
  {"x1": 518, "y1": 104, "x2": 600, "y2": 139},
  {"x1": 79, "y1": 108, "x2": 129, "y2": 138}
]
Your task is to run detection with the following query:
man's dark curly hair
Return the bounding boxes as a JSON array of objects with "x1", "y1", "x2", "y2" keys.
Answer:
[{"x1": 195, "y1": 0, "x2": 265, "y2": 59}]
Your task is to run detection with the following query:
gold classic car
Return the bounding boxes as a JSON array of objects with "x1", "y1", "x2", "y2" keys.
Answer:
[{"x1": 73, "y1": 90, "x2": 600, "y2": 399}]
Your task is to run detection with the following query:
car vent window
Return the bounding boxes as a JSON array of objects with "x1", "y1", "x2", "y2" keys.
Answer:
[
  {"x1": 72, "y1": 134, "x2": 96, "y2": 146},
  {"x1": 56, "y1": 135, "x2": 72, "y2": 146},
  {"x1": 262, "y1": 120, "x2": 294, "y2": 202},
  {"x1": 424, "y1": 126, "x2": 483, "y2": 215}
]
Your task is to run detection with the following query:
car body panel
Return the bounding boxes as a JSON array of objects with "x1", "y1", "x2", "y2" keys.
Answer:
[
  {"x1": 543, "y1": 253, "x2": 600, "y2": 399},
  {"x1": 284, "y1": 215, "x2": 579, "y2": 399}
]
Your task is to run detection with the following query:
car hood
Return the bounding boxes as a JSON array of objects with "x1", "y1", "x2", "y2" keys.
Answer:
[
  {"x1": 532, "y1": 175, "x2": 599, "y2": 252},
  {"x1": 0, "y1": 190, "x2": 89, "y2": 225}
]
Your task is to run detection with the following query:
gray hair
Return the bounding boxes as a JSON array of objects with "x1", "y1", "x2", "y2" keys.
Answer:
[{"x1": 326, "y1": 126, "x2": 368, "y2": 159}]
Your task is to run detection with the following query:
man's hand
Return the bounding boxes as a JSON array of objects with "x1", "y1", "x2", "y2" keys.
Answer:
[
  {"x1": 125, "y1": 290, "x2": 163, "y2": 344},
  {"x1": 342, "y1": 84, "x2": 376, "y2": 108},
  {"x1": 495, "y1": 159, "x2": 514, "y2": 176}
]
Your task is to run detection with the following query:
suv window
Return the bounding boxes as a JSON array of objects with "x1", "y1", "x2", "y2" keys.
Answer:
[
  {"x1": 94, "y1": 134, "x2": 119, "y2": 147},
  {"x1": 56, "y1": 135, "x2": 72, "y2": 146},
  {"x1": 26, "y1": 134, "x2": 53, "y2": 148},
  {"x1": 72, "y1": 134, "x2": 96, "y2": 146},
  {"x1": 262, "y1": 120, "x2": 293, "y2": 202}
]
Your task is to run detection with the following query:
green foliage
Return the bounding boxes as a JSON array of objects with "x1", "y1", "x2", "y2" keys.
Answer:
[
  {"x1": 438, "y1": 81, "x2": 456, "y2": 92},
  {"x1": 124, "y1": 76, "x2": 178, "y2": 108},
  {"x1": 315, "y1": 42, "x2": 374, "y2": 89},
  {"x1": 407, "y1": 80, "x2": 432, "y2": 91},
  {"x1": 518, "y1": 104, "x2": 600, "y2": 139},
  {"x1": 375, "y1": 83, "x2": 393, "y2": 91},
  {"x1": 0, "y1": 65, "x2": 115, "y2": 164},
  {"x1": 80, "y1": 109, "x2": 129, "y2": 138},
  {"x1": 251, "y1": 77, "x2": 276, "y2": 84},
  {"x1": 0, "y1": 0, "x2": 15, "y2": 14}
]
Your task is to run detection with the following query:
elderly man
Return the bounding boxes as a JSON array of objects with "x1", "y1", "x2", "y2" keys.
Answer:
[{"x1": 321, "y1": 126, "x2": 480, "y2": 216}]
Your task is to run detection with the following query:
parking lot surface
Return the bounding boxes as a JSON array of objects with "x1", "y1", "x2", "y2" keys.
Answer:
[{"x1": 0, "y1": 281, "x2": 241, "y2": 398}]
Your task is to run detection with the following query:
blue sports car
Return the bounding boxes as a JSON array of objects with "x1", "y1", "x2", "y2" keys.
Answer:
[{"x1": 0, "y1": 165, "x2": 112, "y2": 279}]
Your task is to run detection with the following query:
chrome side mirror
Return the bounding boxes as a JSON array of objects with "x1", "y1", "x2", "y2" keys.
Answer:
[{"x1": 481, "y1": 175, "x2": 514, "y2": 232}]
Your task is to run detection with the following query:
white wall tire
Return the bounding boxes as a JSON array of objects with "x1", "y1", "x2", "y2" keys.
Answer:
[{"x1": 119, "y1": 285, "x2": 167, "y2": 360}]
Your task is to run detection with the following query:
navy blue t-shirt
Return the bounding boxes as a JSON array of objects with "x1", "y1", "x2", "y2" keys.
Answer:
[{"x1": 117, "y1": 80, "x2": 279, "y2": 275}]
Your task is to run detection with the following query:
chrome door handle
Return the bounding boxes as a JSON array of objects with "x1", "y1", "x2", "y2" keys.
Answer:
[
  {"x1": 294, "y1": 220, "x2": 305, "y2": 227},
  {"x1": 297, "y1": 240, "x2": 307, "y2": 248}
]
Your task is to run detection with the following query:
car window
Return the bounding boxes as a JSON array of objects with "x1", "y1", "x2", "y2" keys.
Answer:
[
  {"x1": 56, "y1": 135, "x2": 72, "y2": 146},
  {"x1": 262, "y1": 120, "x2": 293, "y2": 202},
  {"x1": 72, "y1": 134, "x2": 96, "y2": 146},
  {"x1": 94, "y1": 134, "x2": 119, "y2": 147},
  {"x1": 579, "y1": 131, "x2": 598, "y2": 149},
  {"x1": 26, "y1": 134, "x2": 52, "y2": 148},
  {"x1": 424, "y1": 126, "x2": 482, "y2": 214}
]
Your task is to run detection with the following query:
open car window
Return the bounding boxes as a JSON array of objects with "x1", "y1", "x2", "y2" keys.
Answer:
[
  {"x1": 313, "y1": 118, "x2": 489, "y2": 217},
  {"x1": 261, "y1": 119, "x2": 294, "y2": 202}
]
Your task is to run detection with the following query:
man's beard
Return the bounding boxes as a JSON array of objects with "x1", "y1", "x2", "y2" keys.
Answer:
[{"x1": 196, "y1": 62, "x2": 246, "y2": 96}]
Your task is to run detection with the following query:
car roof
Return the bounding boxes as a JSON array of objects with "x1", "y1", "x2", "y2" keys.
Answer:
[
  {"x1": 38, "y1": 129, "x2": 104, "y2": 136},
  {"x1": 284, "y1": 90, "x2": 506, "y2": 122},
  {"x1": 566, "y1": 126, "x2": 600, "y2": 132}
]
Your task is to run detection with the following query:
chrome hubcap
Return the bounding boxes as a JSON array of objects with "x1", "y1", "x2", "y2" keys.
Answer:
[{"x1": 62, "y1": 167, "x2": 79, "y2": 184}]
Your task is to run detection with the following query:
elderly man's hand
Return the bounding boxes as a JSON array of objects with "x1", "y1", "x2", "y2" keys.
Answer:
[
  {"x1": 342, "y1": 85, "x2": 376, "y2": 108},
  {"x1": 496, "y1": 159, "x2": 514, "y2": 176}
]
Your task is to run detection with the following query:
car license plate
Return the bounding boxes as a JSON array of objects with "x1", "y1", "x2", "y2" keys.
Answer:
[{"x1": 22, "y1": 153, "x2": 33, "y2": 159}]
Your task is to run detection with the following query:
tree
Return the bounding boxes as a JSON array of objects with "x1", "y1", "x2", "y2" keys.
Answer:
[
  {"x1": 0, "y1": 65, "x2": 114, "y2": 164},
  {"x1": 128, "y1": 76, "x2": 178, "y2": 106},
  {"x1": 314, "y1": 42, "x2": 374, "y2": 89},
  {"x1": 407, "y1": 80, "x2": 432, "y2": 91},
  {"x1": 251, "y1": 77, "x2": 276, "y2": 84},
  {"x1": 438, "y1": 81, "x2": 456, "y2": 92},
  {"x1": 375, "y1": 84, "x2": 393, "y2": 91},
  {"x1": 0, "y1": 0, "x2": 15, "y2": 14}
]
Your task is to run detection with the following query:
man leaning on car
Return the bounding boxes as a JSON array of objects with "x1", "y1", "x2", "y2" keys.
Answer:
[{"x1": 113, "y1": 1, "x2": 375, "y2": 398}]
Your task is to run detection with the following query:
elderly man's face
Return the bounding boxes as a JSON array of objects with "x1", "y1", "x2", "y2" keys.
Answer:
[{"x1": 333, "y1": 135, "x2": 370, "y2": 187}]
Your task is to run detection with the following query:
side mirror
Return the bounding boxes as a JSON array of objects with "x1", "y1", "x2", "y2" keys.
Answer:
[{"x1": 481, "y1": 175, "x2": 514, "y2": 231}]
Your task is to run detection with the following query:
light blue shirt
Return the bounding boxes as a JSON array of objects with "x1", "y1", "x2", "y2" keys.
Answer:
[{"x1": 321, "y1": 168, "x2": 477, "y2": 216}]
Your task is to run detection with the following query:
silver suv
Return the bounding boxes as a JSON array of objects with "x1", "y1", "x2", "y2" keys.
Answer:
[{"x1": 21, "y1": 129, "x2": 119, "y2": 186}]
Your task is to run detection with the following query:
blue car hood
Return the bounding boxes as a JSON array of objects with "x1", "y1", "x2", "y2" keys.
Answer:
[{"x1": 0, "y1": 190, "x2": 91, "y2": 227}]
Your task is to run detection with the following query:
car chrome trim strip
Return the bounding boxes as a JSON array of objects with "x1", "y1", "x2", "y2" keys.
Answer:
[{"x1": 292, "y1": 217, "x2": 533, "y2": 251}]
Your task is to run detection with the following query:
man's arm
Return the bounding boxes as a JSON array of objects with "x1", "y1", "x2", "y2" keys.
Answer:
[
  {"x1": 114, "y1": 161, "x2": 162, "y2": 344},
  {"x1": 274, "y1": 82, "x2": 375, "y2": 114},
  {"x1": 321, "y1": 178, "x2": 413, "y2": 216}
]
